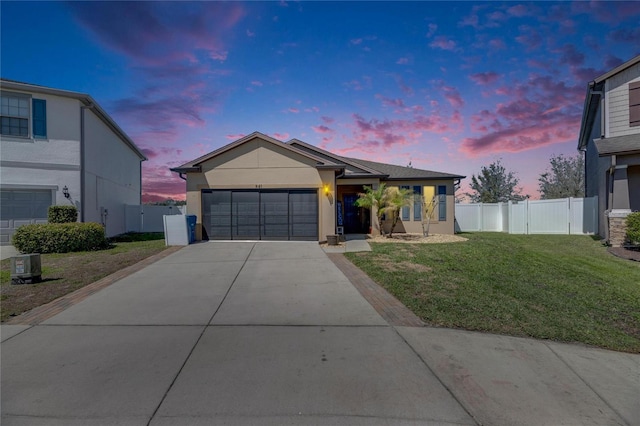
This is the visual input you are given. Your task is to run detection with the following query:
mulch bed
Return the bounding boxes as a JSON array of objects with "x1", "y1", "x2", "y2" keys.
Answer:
[{"x1": 608, "y1": 246, "x2": 640, "y2": 262}]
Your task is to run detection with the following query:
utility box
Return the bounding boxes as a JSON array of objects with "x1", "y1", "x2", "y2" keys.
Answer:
[{"x1": 11, "y1": 254, "x2": 42, "y2": 284}]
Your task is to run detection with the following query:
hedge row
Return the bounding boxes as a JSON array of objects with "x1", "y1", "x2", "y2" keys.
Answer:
[
  {"x1": 48, "y1": 205, "x2": 78, "y2": 223},
  {"x1": 626, "y1": 212, "x2": 640, "y2": 244},
  {"x1": 12, "y1": 222, "x2": 108, "y2": 254}
]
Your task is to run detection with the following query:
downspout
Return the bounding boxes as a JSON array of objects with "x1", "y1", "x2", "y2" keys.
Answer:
[
  {"x1": 178, "y1": 173, "x2": 187, "y2": 181},
  {"x1": 80, "y1": 104, "x2": 90, "y2": 221}
]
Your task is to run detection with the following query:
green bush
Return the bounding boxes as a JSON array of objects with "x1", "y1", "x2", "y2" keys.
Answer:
[
  {"x1": 48, "y1": 205, "x2": 78, "y2": 223},
  {"x1": 626, "y1": 212, "x2": 640, "y2": 244},
  {"x1": 12, "y1": 222, "x2": 108, "y2": 253},
  {"x1": 109, "y1": 232, "x2": 165, "y2": 242}
]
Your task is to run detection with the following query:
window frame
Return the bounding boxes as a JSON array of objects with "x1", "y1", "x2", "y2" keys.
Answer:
[
  {"x1": 413, "y1": 185, "x2": 422, "y2": 221},
  {"x1": 438, "y1": 185, "x2": 447, "y2": 221},
  {"x1": 0, "y1": 91, "x2": 31, "y2": 138},
  {"x1": 630, "y1": 81, "x2": 640, "y2": 127}
]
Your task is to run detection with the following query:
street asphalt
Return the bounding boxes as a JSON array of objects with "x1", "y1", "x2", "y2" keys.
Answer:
[{"x1": 1, "y1": 241, "x2": 638, "y2": 425}]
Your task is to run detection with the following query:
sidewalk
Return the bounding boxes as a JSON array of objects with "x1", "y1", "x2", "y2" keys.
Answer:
[{"x1": 0, "y1": 245, "x2": 18, "y2": 261}]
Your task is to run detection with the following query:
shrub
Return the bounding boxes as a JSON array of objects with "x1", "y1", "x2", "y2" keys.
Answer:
[
  {"x1": 48, "y1": 205, "x2": 78, "y2": 223},
  {"x1": 109, "y1": 232, "x2": 165, "y2": 242},
  {"x1": 12, "y1": 222, "x2": 108, "y2": 253},
  {"x1": 626, "y1": 212, "x2": 640, "y2": 244}
]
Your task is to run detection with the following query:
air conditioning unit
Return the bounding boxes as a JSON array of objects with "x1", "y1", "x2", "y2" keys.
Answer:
[{"x1": 11, "y1": 254, "x2": 42, "y2": 284}]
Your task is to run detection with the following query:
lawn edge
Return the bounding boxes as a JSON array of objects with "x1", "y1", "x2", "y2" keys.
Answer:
[{"x1": 5, "y1": 245, "x2": 183, "y2": 325}]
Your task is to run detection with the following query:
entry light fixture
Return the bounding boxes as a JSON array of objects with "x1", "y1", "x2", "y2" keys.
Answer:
[
  {"x1": 62, "y1": 186, "x2": 70, "y2": 199},
  {"x1": 323, "y1": 184, "x2": 331, "y2": 196}
]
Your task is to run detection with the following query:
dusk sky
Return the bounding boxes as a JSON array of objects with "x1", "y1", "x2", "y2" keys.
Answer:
[{"x1": 2, "y1": 1, "x2": 639, "y2": 202}]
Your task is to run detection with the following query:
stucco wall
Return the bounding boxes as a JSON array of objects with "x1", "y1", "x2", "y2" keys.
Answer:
[
  {"x1": 186, "y1": 138, "x2": 336, "y2": 240},
  {"x1": 83, "y1": 108, "x2": 142, "y2": 236},
  {"x1": 0, "y1": 92, "x2": 81, "y2": 208}
]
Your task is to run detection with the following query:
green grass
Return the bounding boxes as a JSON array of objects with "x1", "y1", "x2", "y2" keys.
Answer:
[
  {"x1": 1, "y1": 239, "x2": 168, "y2": 322},
  {"x1": 345, "y1": 233, "x2": 640, "y2": 353}
]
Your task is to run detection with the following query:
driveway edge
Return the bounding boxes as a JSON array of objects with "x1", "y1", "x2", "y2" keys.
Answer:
[{"x1": 6, "y1": 246, "x2": 184, "y2": 325}]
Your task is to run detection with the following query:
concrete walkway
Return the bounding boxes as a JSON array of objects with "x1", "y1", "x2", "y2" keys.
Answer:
[{"x1": 1, "y1": 241, "x2": 638, "y2": 425}]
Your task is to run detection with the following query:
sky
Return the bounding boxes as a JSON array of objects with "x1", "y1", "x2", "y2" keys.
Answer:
[{"x1": 2, "y1": 1, "x2": 639, "y2": 202}]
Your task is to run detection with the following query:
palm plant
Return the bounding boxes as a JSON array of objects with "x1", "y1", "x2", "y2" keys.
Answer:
[
  {"x1": 382, "y1": 186, "x2": 414, "y2": 237},
  {"x1": 354, "y1": 183, "x2": 387, "y2": 236}
]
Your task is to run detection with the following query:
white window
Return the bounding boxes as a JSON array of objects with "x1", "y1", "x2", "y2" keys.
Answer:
[{"x1": 1, "y1": 93, "x2": 30, "y2": 137}]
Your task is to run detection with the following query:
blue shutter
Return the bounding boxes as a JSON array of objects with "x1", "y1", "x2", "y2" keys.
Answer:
[
  {"x1": 413, "y1": 186, "x2": 422, "y2": 220},
  {"x1": 32, "y1": 99, "x2": 47, "y2": 138},
  {"x1": 438, "y1": 185, "x2": 447, "y2": 221}
]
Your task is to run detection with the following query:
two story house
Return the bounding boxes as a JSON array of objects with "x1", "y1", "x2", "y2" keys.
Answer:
[
  {"x1": 0, "y1": 79, "x2": 147, "y2": 244},
  {"x1": 578, "y1": 55, "x2": 640, "y2": 246}
]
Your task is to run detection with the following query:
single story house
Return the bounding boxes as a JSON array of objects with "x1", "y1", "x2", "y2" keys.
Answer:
[
  {"x1": 577, "y1": 55, "x2": 640, "y2": 246},
  {"x1": 171, "y1": 132, "x2": 464, "y2": 242},
  {"x1": 0, "y1": 79, "x2": 147, "y2": 243}
]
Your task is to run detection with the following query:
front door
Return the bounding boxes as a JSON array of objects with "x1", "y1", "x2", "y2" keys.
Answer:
[{"x1": 342, "y1": 194, "x2": 368, "y2": 234}]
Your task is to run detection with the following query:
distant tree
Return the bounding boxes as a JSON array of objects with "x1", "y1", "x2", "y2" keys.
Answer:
[
  {"x1": 538, "y1": 154, "x2": 584, "y2": 199},
  {"x1": 465, "y1": 160, "x2": 528, "y2": 203}
]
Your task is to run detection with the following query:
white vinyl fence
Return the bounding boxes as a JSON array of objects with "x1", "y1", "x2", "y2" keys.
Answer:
[
  {"x1": 455, "y1": 197, "x2": 598, "y2": 235},
  {"x1": 125, "y1": 204, "x2": 184, "y2": 233}
]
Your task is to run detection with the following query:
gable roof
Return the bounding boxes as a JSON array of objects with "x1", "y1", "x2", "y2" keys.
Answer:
[
  {"x1": 173, "y1": 132, "x2": 465, "y2": 180},
  {"x1": 578, "y1": 55, "x2": 640, "y2": 150},
  {"x1": 0, "y1": 78, "x2": 146, "y2": 161},
  {"x1": 171, "y1": 131, "x2": 342, "y2": 173},
  {"x1": 287, "y1": 138, "x2": 464, "y2": 180}
]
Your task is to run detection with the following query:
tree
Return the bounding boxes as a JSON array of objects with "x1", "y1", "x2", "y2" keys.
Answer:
[
  {"x1": 538, "y1": 154, "x2": 584, "y2": 199},
  {"x1": 465, "y1": 160, "x2": 528, "y2": 203},
  {"x1": 382, "y1": 186, "x2": 414, "y2": 237},
  {"x1": 354, "y1": 183, "x2": 387, "y2": 235}
]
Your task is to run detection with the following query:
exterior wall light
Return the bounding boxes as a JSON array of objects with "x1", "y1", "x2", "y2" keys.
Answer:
[
  {"x1": 62, "y1": 186, "x2": 70, "y2": 199},
  {"x1": 323, "y1": 184, "x2": 331, "y2": 196}
]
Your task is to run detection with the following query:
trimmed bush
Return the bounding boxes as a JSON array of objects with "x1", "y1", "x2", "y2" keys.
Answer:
[
  {"x1": 48, "y1": 205, "x2": 78, "y2": 223},
  {"x1": 12, "y1": 222, "x2": 108, "y2": 253},
  {"x1": 626, "y1": 212, "x2": 640, "y2": 244}
]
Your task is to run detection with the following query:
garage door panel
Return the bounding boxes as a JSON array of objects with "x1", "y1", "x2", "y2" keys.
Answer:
[
  {"x1": 0, "y1": 190, "x2": 52, "y2": 245},
  {"x1": 202, "y1": 189, "x2": 318, "y2": 241}
]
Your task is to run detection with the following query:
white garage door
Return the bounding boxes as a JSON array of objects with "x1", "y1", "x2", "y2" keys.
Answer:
[{"x1": 0, "y1": 190, "x2": 52, "y2": 245}]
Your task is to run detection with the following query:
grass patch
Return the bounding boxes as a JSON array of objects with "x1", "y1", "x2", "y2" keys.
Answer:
[
  {"x1": 345, "y1": 233, "x2": 640, "y2": 353},
  {"x1": 0, "y1": 239, "x2": 168, "y2": 322}
]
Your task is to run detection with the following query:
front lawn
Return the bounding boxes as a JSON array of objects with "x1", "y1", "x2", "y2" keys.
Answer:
[
  {"x1": 345, "y1": 233, "x2": 640, "y2": 353},
  {"x1": 1, "y1": 239, "x2": 168, "y2": 322}
]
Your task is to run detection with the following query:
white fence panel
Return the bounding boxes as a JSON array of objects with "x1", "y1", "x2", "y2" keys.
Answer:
[
  {"x1": 482, "y1": 203, "x2": 503, "y2": 232},
  {"x1": 455, "y1": 203, "x2": 482, "y2": 231},
  {"x1": 455, "y1": 196, "x2": 597, "y2": 235},
  {"x1": 509, "y1": 201, "x2": 527, "y2": 234},
  {"x1": 528, "y1": 198, "x2": 569, "y2": 234},
  {"x1": 125, "y1": 205, "x2": 183, "y2": 233}
]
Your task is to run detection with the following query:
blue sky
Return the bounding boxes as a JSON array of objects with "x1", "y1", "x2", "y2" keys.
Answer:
[{"x1": 2, "y1": 1, "x2": 639, "y2": 201}]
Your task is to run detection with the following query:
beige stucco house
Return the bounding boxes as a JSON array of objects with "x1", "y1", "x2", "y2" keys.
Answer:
[
  {"x1": 171, "y1": 132, "x2": 464, "y2": 241},
  {"x1": 578, "y1": 55, "x2": 640, "y2": 246}
]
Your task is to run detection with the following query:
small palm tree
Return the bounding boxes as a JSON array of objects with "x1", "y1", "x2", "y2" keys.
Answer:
[
  {"x1": 354, "y1": 183, "x2": 387, "y2": 236},
  {"x1": 382, "y1": 186, "x2": 414, "y2": 237}
]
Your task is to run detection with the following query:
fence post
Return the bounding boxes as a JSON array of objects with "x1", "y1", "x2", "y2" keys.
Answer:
[
  {"x1": 525, "y1": 199, "x2": 529, "y2": 234},
  {"x1": 478, "y1": 203, "x2": 483, "y2": 232},
  {"x1": 568, "y1": 197, "x2": 573, "y2": 235}
]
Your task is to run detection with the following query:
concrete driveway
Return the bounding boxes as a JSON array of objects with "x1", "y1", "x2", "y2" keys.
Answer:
[{"x1": 1, "y1": 242, "x2": 638, "y2": 425}]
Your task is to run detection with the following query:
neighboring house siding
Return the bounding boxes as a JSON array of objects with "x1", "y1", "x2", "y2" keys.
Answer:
[
  {"x1": 606, "y1": 64, "x2": 640, "y2": 137},
  {"x1": 0, "y1": 93, "x2": 81, "y2": 209},
  {"x1": 83, "y1": 109, "x2": 142, "y2": 237}
]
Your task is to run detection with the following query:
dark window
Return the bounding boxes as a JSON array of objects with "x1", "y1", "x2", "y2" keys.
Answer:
[
  {"x1": 413, "y1": 186, "x2": 422, "y2": 221},
  {"x1": 0, "y1": 93, "x2": 29, "y2": 137},
  {"x1": 630, "y1": 81, "x2": 640, "y2": 127},
  {"x1": 438, "y1": 185, "x2": 447, "y2": 221},
  {"x1": 400, "y1": 185, "x2": 410, "y2": 221}
]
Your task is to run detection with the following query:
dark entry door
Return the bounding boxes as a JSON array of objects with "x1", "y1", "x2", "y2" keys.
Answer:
[{"x1": 343, "y1": 193, "x2": 366, "y2": 233}]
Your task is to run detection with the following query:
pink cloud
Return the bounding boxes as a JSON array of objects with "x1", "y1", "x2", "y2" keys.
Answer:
[
  {"x1": 396, "y1": 57, "x2": 409, "y2": 65},
  {"x1": 442, "y1": 86, "x2": 464, "y2": 108},
  {"x1": 287, "y1": 108, "x2": 300, "y2": 113},
  {"x1": 251, "y1": 80, "x2": 263, "y2": 86},
  {"x1": 515, "y1": 25, "x2": 542, "y2": 50},
  {"x1": 272, "y1": 132, "x2": 290, "y2": 140},
  {"x1": 321, "y1": 116, "x2": 335, "y2": 124},
  {"x1": 489, "y1": 38, "x2": 506, "y2": 50},
  {"x1": 469, "y1": 72, "x2": 500, "y2": 85},
  {"x1": 312, "y1": 125, "x2": 332, "y2": 134},
  {"x1": 426, "y1": 23, "x2": 437, "y2": 38},
  {"x1": 225, "y1": 133, "x2": 246, "y2": 140},
  {"x1": 429, "y1": 36, "x2": 457, "y2": 51},
  {"x1": 507, "y1": 4, "x2": 530, "y2": 17},
  {"x1": 376, "y1": 95, "x2": 406, "y2": 109}
]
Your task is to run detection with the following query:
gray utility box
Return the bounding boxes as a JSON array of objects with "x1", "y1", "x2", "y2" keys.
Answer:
[{"x1": 11, "y1": 254, "x2": 42, "y2": 284}]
